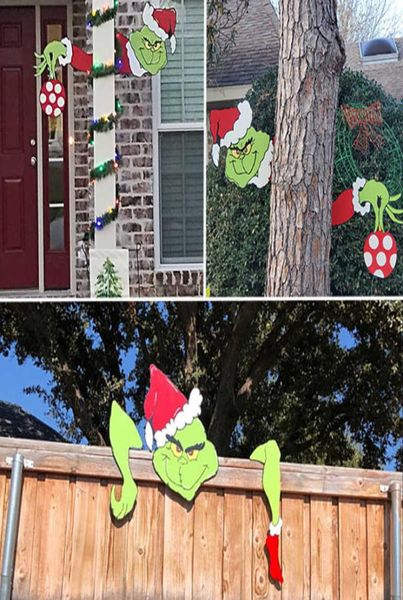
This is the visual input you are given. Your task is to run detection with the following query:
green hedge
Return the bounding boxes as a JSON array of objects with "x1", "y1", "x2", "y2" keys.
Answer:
[{"x1": 207, "y1": 69, "x2": 403, "y2": 296}]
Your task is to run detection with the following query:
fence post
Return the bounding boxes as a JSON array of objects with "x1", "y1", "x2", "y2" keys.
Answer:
[
  {"x1": 390, "y1": 480, "x2": 402, "y2": 600},
  {"x1": 0, "y1": 453, "x2": 24, "y2": 600}
]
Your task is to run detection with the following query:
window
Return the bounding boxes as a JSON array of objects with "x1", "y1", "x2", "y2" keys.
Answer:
[
  {"x1": 359, "y1": 38, "x2": 398, "y2": 64},
  {"x1": 153, "y1": 0, "x2": 204, "y2": 268}
]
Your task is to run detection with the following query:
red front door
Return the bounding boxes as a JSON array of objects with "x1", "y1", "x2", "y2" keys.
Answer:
[{"x1": 0, "y1": 7, "x2": 39, "y2": 289}]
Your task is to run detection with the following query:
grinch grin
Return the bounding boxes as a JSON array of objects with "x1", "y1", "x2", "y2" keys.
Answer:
[
  {"x1": 140, "y1": 48, "x2": 163, "y2": 65},
  {"x1": 231, "y1": 151, "x2": 258, "y2": 176},
  {"x1": 162, "y1": 455, "x2": 209, "y2": 492}
]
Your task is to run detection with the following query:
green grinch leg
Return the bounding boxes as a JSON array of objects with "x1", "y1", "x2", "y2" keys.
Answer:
[
  {"x1": 225, "y1": 127, "x2": 270, "y2": 189},
  {"x1": 152, "y1": 418, "x2": 218, "y2": 502},
  {"x1": 250, "y1": 440, "x2": 283, "y2": 584},
  {"x1": 250, "y1": 440, "x2": 281, "y2": 525},
  {"x1": 109, "y1": 401, "x2": 142, "y2": 519},
  {"x1": 130, "y1": 25, "x2": 167, "y2": 75}
]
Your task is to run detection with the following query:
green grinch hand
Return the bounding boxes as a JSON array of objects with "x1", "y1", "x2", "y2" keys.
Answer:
[
  {"x1": 129, "y1": 25, "x2": 167, "y2": 75},
  {"x1": 359, "y1": 180, "x2": 403, "y2": 231},
  {"x1": 34, "y1": 40, "x2": 67, "y2": 80},
  {"x1": 225, "y1": 126, "x2": 271, "y2": 189},
  {"x1": 109, "y1": 401, "x2": 142, "y2": 520},
  {"x1": 152, "y1": 418, "x2": 219, "y2": 501}
]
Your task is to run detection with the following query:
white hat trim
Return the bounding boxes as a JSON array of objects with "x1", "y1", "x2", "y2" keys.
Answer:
[
  {"x1": 170, "y1": 35, "x2": 176, "y2": 54},
  {"x1": 143, "y1": 2, "x2": 169, "y2": 41},
  {"x1": 269, "y1": 518, "x2": 283, "y2": 536},
  {"x1": 249, "y1": 140, "x2": 273, "y2": 188},
  {"x1": 58, "y1": 37, "x2": 72, "y2": 66},
  {"x1": 126, "y1": 40, "x2": 147, "y2": 77},
  {"x1": 212, "y1": 143, "x2": 220, "y2": 166},
  {"x1": 220, "y1": 100, "x2": 253, "y2": 149},
  {"x1": 352, "y1": 177, "x2": 370, "y2": 216},
  {"x1": 152, "y1": 388, "x2": 203, "y2": 448}
]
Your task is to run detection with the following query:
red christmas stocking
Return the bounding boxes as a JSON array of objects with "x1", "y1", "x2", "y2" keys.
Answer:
[{"x1": 265, "y1": 533, "x2": 283, "y2": 584}]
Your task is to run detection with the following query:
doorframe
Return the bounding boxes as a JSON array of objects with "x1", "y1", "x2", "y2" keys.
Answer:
[{"x1": 0, "y1": 0, "x2": 75, "y2": 295}]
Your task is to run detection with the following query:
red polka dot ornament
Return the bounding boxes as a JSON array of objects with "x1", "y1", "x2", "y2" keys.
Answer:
[{"x1": 39, "y1": 79, "x2": 66, "y2": 118}]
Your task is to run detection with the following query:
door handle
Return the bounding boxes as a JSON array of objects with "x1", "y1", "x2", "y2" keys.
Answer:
[{"x1": 30, "y1": 156, "x2": 37, "y2": 166}]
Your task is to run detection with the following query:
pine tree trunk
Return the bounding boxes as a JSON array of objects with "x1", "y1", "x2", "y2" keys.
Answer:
[{"x1": 266, "y1": 0, "x2": 345, "y2": 296}]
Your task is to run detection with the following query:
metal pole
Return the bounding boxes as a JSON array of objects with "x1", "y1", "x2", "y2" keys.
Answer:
[
  {"x1": 0, "y1": 453, "x2": 24, "y2": 600},
  {"x1": 391, "y1": 480, "x2": 402, "y2": 600}
]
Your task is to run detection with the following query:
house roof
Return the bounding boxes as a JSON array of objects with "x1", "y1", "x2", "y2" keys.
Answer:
[
  {"x1": 208, "y1": 1, "x2": 403, "y2": 102},
  {"x1": 0, "y1": 400, "x2": 65, "y2": 442},
  {"x1": 207, "y1": 0, "x2": 280, "y2": 88},
  {"x1": 344, "y1": 37, "x2": 403, "y2": 101}
]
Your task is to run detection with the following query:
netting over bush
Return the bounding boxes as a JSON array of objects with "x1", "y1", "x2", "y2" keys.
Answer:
[{"x1": 207, "y1": 69, "x2": 403, "y2": 296}]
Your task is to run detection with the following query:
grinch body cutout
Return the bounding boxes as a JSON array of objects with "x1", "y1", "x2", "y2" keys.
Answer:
[
  {"x1": 332, "y1": 103, "x2": 403, "y2": 279},
  {"x1": 34, "y1": 2, "x2": 176, "y2": 115},
  {"x1": 109, "y1": 364, "x2": 284, "y2": 585},
  {"x1": 209, "y1": 100, "x2": 273, "y2": 189}
]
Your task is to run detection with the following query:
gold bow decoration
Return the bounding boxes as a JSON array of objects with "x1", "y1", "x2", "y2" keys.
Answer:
[{"x1": 341, "y1": 101, "x2": 384, "y2": 154}]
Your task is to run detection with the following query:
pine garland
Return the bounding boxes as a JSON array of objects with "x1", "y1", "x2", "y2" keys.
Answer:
[
  {"x1": 88, "y1": 99, "x2": 124, "y2": 144},
  {"x1": 86, "y1": 0, "x2": 118, "y2": 28},
  {"x1": 85, "y1": 0, "x2": 123, "y2": 244},
  {"x1": 84, "y1": 185, "x2": 121, "y2": 242}
]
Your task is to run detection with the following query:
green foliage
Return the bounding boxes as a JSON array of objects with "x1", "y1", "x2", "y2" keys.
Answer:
[
  {"x1": 207, "y1": 68, "x2": 403, "y2": 296},
  {"x1": 0, "y1": 302, "x2": 401, "y2": 470}
]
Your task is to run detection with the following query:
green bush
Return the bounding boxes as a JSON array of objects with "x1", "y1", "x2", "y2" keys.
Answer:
[{"x1": 207, "y1": 69, "x2": 403, "y2": 296}]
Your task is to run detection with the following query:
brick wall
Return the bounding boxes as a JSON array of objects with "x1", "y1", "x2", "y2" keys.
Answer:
[{"x1": 72, "y1": 0, "x2": 203, "y2": 297}]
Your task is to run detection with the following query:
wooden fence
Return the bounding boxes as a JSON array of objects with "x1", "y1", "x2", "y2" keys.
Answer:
[{"x1": 0, "y1": 437, "x2": 401, "y2": 600}]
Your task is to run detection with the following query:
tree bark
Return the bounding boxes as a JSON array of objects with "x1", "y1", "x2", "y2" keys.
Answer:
[{"x1": 266, "y1": 0, "x2": 345, "y2": 296}]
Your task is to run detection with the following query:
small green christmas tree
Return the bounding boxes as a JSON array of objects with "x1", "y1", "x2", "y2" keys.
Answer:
[{"x1": 95, "y1": 257, "x2": 123, "y2": 298}]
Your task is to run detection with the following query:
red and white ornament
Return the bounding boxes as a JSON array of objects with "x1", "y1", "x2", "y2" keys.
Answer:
[
  {"x1": 39, "y1": 79, "x2": 66, "y2": 118},
  {"x1": 363, "y1": 231, "x2": 397, "y2": 279}
]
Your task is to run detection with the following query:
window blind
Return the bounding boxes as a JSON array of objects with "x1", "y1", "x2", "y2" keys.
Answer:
[
  {"x1": 160, "y1": 0, "x2": 204, "y2": 123},
  {"x1": 159, "y1": 131, "x2": 203, "y2": 263}
]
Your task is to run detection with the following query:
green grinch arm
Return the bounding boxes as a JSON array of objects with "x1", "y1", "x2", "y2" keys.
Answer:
[
  {"x1": 109, "y1": 400, "x2": 142, "y2": 519},
  {"x1": 250, "y1": 440, "x2": 281, "y2": 526},
  {"x1": 34, "y1": 40, "x2": 67, "y2": 79}
]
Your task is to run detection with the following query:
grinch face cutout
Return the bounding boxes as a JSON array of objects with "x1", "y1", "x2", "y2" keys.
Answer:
[
  {"x1": 145, "y1": 365, "x2": 219, "y2": 501},
  {"x1": 130, "y1": 26, "x2": 168, "y2": 75},
  {"x1": 210, "y1": 100, "x2": 273, "y2": 189},
  {"x1": 225, "y1": 127, "x2": 271, "y2": 189}
]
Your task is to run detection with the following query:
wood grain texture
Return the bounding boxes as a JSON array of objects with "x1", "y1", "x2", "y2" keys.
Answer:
[
  {"x1": 0, "y1": 438, "x2": 398, "y2": 499},
  {"x1": 0, "y1": 438, "x2": 398, "y2": 600}
]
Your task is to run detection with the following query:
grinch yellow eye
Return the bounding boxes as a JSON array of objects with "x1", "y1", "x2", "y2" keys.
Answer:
[
  {"x1": 187, "y1": 449, "x2": 199, "y2": 461},
  {"x1": 171, "y1": 443, "x2": 182, "y2": 458},
  {"x1": 230, "y1": 148, "x2": 241, "y2": 159},
  {"x1": 153, "y1": 41, "x2": 162, "y2": 51},
  {"x1": 144, "y1": 39, "x2": 152, "y2": 50},
  {"x1": 243, "y1": 142, "x2": 252, "y2": 155}
]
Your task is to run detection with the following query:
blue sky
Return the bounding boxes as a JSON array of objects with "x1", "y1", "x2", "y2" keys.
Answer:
[{"x1": 0, "y1": 327, "x2": 399, "y2": 471}]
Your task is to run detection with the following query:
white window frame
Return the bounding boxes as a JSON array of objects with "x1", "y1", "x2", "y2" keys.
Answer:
[{"x1": 151, "y1": 2, "x2": 204, "y2": 273}]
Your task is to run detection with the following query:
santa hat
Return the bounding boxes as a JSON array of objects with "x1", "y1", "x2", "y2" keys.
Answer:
[
  {"x1": 209, "y1": 100, "x2": 253, "y2": 166},
  {"x1": 143, "y1": 3, "x2": 177, "y2": 53},
  {"x1": 332, "y1": 177, "x2": 370, "y2": 226},
  {"x1": 144, "y1": 365, "x2": 202, "y2": 450}
]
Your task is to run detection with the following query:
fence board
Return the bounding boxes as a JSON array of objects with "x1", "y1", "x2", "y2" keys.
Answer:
[
  {"x1": 162, "y1": 488, "x2": 194, "y2": 600},
  {"x1": 12, "y1": 475, "x2": 38, "y2": 598},
  {"x1": 29, "y1": 476, "x2": 70, "y2": 600},
  {"x1": 366, "y1": 501, "x2": 387, "y2": 600},
  {"x1": 310, "y1": 497, "x2": 339, "y2": 599},
  {"x1": 339, "y1": 499, "x2": 368, "y2": 600},
  {"x1": 192, "y1": 488, "x2": 224, "y2": 600},
  {"x1": 281, "y1": 495, "x2": 305, "y2": 600},
  {"x1": 126, "y1": 483, "x2": 164, "y2": 600},
  {"x1": 0, "y1": 438, "x2": 400, "y2": 600},
  {"x1": 222, "y1": 490, "x2": 253, "y2": 600}
]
